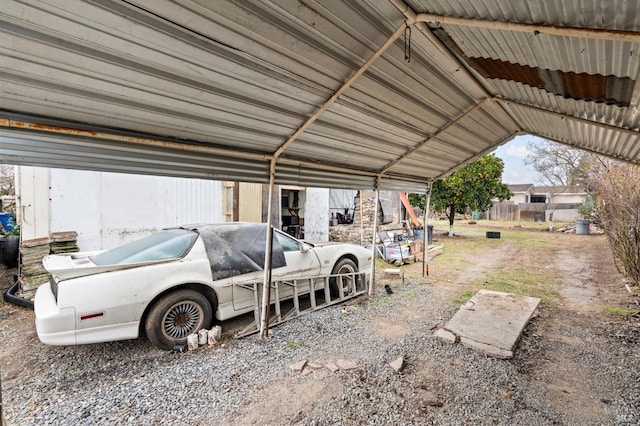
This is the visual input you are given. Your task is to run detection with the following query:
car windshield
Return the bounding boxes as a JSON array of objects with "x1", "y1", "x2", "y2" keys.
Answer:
[{"x1": 90, "y1": 229, "x2": 198, "y2": 266}]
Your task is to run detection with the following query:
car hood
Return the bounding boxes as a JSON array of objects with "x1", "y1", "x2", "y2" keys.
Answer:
[{"x1": 43, "y1": 252, "x2": 174, "y2": 280}]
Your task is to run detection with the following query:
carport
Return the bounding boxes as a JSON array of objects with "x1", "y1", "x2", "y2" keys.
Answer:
[{"x1": 2, "y1": 1, "x2": 640, "y2": 336}]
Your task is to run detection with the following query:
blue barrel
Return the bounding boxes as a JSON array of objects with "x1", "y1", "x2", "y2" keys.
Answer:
[{"x1": 0, "y1": 213, "x2": 14, "y2": 232}]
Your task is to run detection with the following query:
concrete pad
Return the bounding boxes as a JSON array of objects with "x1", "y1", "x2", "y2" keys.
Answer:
[
  {"x1": 434, "y1": 328, "x2": 458, "y2": 344},
  {"x1": 443, "y1": 290, "x2": 540, "y2": 359}
]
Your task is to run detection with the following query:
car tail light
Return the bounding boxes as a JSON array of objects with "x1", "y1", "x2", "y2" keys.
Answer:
[{"x1": 49, "y1": 274, "x2": 58, "y2": 302}]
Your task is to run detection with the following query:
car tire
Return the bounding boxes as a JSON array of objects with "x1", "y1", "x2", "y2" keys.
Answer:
[
  {"x1": 4, "y1": 236, "x2": 19, "y2": 268},
  {"x1": 329, "y1": 258, "x2": 358, "y2": 298},
  {"x1": 145, "y1": 289, "x2": 213, "y2": 350}
]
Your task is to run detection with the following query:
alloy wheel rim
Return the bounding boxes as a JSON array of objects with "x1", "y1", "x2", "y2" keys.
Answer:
[{"x1": 162, "y1": 301, "x2": 203, "y2": 340}]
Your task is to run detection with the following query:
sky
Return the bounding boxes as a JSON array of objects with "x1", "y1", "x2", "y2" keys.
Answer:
[{"x1": 491, "y1": 134, "x2": 548, "y2": 185}]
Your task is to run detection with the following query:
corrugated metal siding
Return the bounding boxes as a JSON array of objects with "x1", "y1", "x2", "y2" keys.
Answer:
[
  {"x1": 175, "y1": 178, "x2": 224, "y2": 224},
  {"x1": 0, "y1": 0, "x2": 639, "y2": 190},
  {"x1": 0, "y1": 127, "x2": 272, "y2": 183},
  {"x1": 507, "y1": 103, "x2": 640, "y2": 161}
]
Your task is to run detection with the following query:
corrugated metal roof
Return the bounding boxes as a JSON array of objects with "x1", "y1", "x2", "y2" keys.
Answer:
[
  {"x1": 0, "y1": 0, "x2": 639, "y2": 193},
  {"x1": 441, "y1": 26, "x2": 640, "y2": 78},
  {"x1": 489, "y1": 80, "x2": 640, "y2": 130}
]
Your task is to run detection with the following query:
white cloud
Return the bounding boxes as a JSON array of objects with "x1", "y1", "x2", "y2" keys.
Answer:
[{"x1": 503, "y1": 144, "x2": 530, "y2": 160}]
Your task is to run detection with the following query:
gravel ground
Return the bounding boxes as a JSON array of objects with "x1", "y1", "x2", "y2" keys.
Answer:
[
  {"x1": 2, "y1": 230, "x2": 640, "y2": 425},
  {"x1": 3, "y1": 281, "x2": 639, "y2": 425}
]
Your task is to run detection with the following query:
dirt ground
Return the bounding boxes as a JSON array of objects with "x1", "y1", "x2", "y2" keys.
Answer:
[
  {"x1": 1, "y1": 221, "x2": 639, "y2": 424},
  {"x1": 228, "y1": 222, "x2": 639, "y2": 424}
]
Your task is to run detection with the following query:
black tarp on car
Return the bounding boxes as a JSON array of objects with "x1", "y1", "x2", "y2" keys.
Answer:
[{"x1": 195, "y1": 223, "x2": 286, "y2": 281}]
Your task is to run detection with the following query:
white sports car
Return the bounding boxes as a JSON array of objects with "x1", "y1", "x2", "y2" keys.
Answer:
[{"x1": 35, "y1": 223, "x2": 371, "y2": 349}]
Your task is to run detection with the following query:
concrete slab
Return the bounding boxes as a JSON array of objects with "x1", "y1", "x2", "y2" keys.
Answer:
[
  {"x1": 434, "y1": 328, "x2": 458, "y2": 344},
  {"x1": 442, "y1": 290, "x2": 540, "y2": 359}
]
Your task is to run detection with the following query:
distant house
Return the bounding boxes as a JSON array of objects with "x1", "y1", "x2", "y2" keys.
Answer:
[
  {"x1": 494, "y1": 184, "x2": 588, "y2": 222},
  {"x1": 507, "y1": 184, "x2": 535, "y2": 204},
  {"x1": 532, "y1": 185, "x2": 588, "y2": 204}
]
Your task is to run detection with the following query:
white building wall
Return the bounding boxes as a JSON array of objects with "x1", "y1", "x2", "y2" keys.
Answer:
[
  {"x1": 15, "y1": 166, "x2": 51, "y2": 241},
  {"x1": 304, "y1": 188, "x2": 330, "y2": 241},
  {"x1": 549, "y1": 193, "x2": 587, "y2": 204},
  {"x1": 510, "y1": 193, "x2": 528, "y2": 204},
  {"x1": 47, "y1": 169, "x2": 223, "y2": 250}
]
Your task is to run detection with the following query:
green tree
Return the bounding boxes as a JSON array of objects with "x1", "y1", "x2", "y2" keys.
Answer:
[{"x1": 410, "y1": 155, "x2": 512, "y2": 235}]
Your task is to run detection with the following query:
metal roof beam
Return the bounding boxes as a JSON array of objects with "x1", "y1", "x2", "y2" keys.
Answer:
[
  {"x1": 415, "y1": 13, "x2": 640, "y2": 44},
  {"x1": 272, "y1": 19, "x2": 414, "y2": 160},
  {"x1": 379, "y1": 98, "x2": 491, "y2": 174},
  {"x1": 0, "y1": 117, "x2": 272, "y2": 162},
  {"x1": 434, "y1": 131, "x2": 520, "y2": 180},
  {"x1": 389, "y1": 0, "x2": 495, "y2": 100},
  {"x1": 389, "y1": 0, "x2": 523, "y2": 176}
]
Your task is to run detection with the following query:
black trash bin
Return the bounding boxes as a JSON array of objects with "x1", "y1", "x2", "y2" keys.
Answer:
[{"x1": 412, "y1": 225, "x2": 433, "y2": 244}]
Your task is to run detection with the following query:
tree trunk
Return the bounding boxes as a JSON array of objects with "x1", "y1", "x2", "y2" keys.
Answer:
[{"x1": 447, "y1": 206, "x2": 455, "y2": 236}]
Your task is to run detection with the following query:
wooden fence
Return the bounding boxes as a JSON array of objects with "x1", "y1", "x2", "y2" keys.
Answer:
[{"x1": 489, "y1": 202, "x2": 582, "y2": 222}]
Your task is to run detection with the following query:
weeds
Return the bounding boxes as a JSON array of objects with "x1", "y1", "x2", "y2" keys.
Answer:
[
  {"x1": 476, "y1": 270, "x2": 559, "y2": 302},
  {"x1": 450, "y1": 290, "x2": 474, "y2": 305},
  {"x1": 602, "y1": 305, "x2": 638, "y2": 316}
]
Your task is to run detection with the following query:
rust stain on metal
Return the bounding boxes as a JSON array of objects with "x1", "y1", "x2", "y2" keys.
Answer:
[
  {"x1": 0, "y1": 119, "x2": 272, "y2": 161},
  {"x1": 28, "y1": 123, "x2": 99, "y2": 136},
  {"x1": 434, "y1": 28, "x2": 633, "y2": 107},
  {"x1": 468, "y1": 56, "x2": 632, "y2": 106}
]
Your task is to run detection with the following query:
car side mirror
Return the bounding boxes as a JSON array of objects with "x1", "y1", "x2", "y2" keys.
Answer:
[{"x1": 298, "y1": 242, "x2": 309, "y2": 253}]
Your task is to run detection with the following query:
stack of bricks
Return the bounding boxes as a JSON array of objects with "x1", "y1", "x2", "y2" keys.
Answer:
[
  {"x1": 50, "y1": 231, "x2": 79, "y2": 254},
  {"x1": 19, "y1": 237, "x2": 51, "y2": 295},
  {"x1": 19, "y1": 231, "x2": 80, "y2": 299}
]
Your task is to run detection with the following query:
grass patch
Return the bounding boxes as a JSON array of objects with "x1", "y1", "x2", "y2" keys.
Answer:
[
  {"x1": 450, "y1": 290, "x2": 474, "y2": 305},
  {"x1": 402, "y1": 288, "x2": 419, "y2": 302},
  {"x1": 285, "y1": 340, "x2": 301, "y2": 349},
  {"x1": 369, "y1": 295, "x2": 394, "y2": 308},
  {"x1": 602, "y1": 305, "x2": 638, "y2": 316},
  {"x1": 474, "y1": 270, "x2": 560, "y2": 302},
  {"x1": 514, "y1": 238, "x2": 553, "y2": 249}
]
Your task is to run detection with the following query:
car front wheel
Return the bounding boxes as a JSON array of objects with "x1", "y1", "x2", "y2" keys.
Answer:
[{"x1": 145, "y1": 289, "x2": 213, "y2": 350}]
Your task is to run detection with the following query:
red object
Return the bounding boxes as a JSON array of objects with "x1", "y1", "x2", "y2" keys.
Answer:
[
  {"x1": 399, "y1": 193, "x2": 421, "y2": 226},
  {"x1": 80, "y1": 313, "x2": 104, "y2": 321}
]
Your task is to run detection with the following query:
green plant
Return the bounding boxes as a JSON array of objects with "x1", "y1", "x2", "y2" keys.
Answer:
[
  {"x1": 477, "y1": 270, "x2": 560, "y2": 302},
  {"x1": 450, "y1": 290, "x2": 474, "y2": 305},
  {"x1": 601, "y1": 305, "x2": 638, "y2": 316},
  {"x1": 369, "y1": 296, "x2": 394, "y2": 308},
  {"x1": 410, "y1": 154, "x2": 512, "y2": 236},
  {"x1": 577, "y1": 201, "x2": 592, "y2": 220},
  {"x1": 285, "y1": 340, "x2": 300, "y2": 349}
]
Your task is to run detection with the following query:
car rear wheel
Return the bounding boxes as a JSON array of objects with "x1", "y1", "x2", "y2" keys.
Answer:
[
  {"x1": 145, "y1": 289, "x2": 213, "y2": 350},
  {"x1": 329, "y1": 258, "x2": 358, "y2": 298}
]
